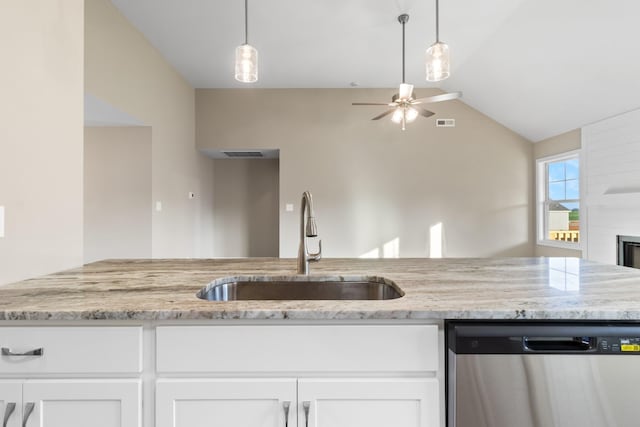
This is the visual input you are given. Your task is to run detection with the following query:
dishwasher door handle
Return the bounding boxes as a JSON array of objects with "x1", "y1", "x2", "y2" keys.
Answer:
[{"x1": 523, "y1": 336, "x2": 596, "y2": 352}]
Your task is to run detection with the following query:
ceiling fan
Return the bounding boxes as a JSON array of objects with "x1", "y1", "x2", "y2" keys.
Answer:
[{"x1": 352, "y1": 14, "x2": 462, "y2": 130}]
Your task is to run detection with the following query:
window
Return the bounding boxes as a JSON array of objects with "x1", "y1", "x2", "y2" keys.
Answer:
[{"x1": 537, "y1": 151, "x2": 580, "y2": 248}]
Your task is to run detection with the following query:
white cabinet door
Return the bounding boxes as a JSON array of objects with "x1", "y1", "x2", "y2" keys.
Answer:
[
  {"x1": 298, "y1": 378, "x2": 439, "y2": 427},
  {"x1": 22, "y1": 379, "x2": 141, "y2": 427},
  {"x1": 156, "y1": 379, "x2": 297, "y2": 427},
  {"x1": 0, "y1": 382, "x2": 21, "y2": 427}
]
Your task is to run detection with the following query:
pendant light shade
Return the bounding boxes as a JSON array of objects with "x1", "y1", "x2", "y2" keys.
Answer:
[
  {"x1": 235, "y1": 44, "x2": 257, "y2": 83},
  {"x1": 426, "y1": 42, "x2": 449, "y2": 82},
  {"x1": 235, "y1": 0, "x2": 257, "y2": 83},
  {"x1": 426, "y1": 0, "x2": 450, "y2": 82}
]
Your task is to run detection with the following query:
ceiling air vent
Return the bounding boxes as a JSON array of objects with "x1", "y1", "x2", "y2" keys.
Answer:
[
  {"x1": 436, "y1": 118, "x2": 456, "y2": 127},
  {"x1": 222, "y1": 151, "x2": 264, "y2": 158}
]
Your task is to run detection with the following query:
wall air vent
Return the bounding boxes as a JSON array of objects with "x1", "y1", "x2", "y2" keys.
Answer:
[
  {"x1": 222, "y1": 151, "x2": 264, "y2": 158},
  {"x1": 436, "y1": 119, "x2": 456, "y2": 127}
]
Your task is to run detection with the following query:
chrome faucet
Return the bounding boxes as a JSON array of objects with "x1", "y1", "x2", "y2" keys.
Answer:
[{"x1": 297, "y1": 191, "x2": 322, "y2": 275}]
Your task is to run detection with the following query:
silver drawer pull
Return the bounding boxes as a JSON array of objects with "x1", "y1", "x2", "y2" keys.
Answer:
[
  {"x1": 22, "y1": 403, "x2": 34, "y2": 427},
  {"x1": 3, "y1": 403, "x2": 16, "y2": 427},
  {"x1": 1, "y1": 348, "x2": 44, "y2": 357},
  {"x1": 282, "y1": 401, "x2": 290, "y2": 427},
  {"x1": 303, "y1": 401, "x2": 310, "y2": 427}
]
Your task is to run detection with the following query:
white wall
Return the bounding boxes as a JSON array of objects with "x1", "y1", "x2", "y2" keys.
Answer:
[
  {"x1": 583, "y1": 108, "x2": 640, "y2": 264},
  {"x1": 84, "y1": 127, "x2": 152, "y2": 263},
  {"x1": 0, "y1": 0, "x2": 84, "y2": 285},
  {"x1": 213, "y1": 159, "x2": 279, "y2": 257},
  {"x1": 85, "y1": 0, "x2": 215, "y2": 258},
  {"x1": 197, "y1": 89, "x2": 534, "y2": 258}
]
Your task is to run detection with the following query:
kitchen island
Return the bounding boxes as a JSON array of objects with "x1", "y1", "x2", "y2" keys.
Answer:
[
  {"x1": 1, "y1": 257, "x2": 639, "y2": 427},
  {"x1": 0, "y1": 257, "x2": 639, "y2": 320}
]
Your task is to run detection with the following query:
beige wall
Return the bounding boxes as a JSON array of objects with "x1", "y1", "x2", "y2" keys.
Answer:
[
  {"x1": 85, "y1": 0, "x2": 215, "y2": 258},
  {"x1": 213, "y1": 159, "x2": 279, "y2": 257},
  {"x1": 534, "y1": 128, "x2": 581, "y2": 159},
  {"x1": 197, "y1": 89, "x2": 534, "y2": 258},
  {"x1": 0, "y1": 1, "x2": 84, "y2": 285},
  {"x1": 84, "y1": 127, "x2": 152, "y2": 263},
  {"x1": 534, "y1": 128, "x2": 582, "y2": 258}
]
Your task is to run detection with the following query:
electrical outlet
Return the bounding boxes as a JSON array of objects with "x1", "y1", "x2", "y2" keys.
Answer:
[
  {"x1": 285, "y1": 203, "x2": 294, "y2": 212},
  {"x1": 155, "y1": 201, "x2": 162, "y2": 212}
]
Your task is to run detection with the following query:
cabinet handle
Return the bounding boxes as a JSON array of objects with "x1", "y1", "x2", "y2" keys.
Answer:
[
  {"x1": 2, "y1": 403, "x2": 15, "y2": 427},
  {"x1": 22, "y1": 403, "x2": 34, "y2": 427},
  {"x1": 282, "y1": 401, "x2": 290, "y2": 427},
  {"x1": 303, "y1": 401, "x2": 310, "y2": 427},
  {"x1": 1, "y1": 348, "x2": 44, "y2": 357}
]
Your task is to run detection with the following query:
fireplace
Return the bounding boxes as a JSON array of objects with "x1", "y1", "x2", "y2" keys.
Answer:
[{"x1": 617, "y1": 235, "x2": 640, "y2": 268}]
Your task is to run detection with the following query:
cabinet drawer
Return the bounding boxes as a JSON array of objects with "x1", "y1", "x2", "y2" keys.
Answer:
[
  {"x1": 157, "y1": 324, "x2": 438, "y2": 373},
  {"x1": 0, "y1": 327, "x2": 142, "y2": 374}
]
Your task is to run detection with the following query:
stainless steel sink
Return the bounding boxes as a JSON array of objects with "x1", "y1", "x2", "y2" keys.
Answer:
[{"x1": 197, "y1": 276, "x2": 403, "y2": 301}]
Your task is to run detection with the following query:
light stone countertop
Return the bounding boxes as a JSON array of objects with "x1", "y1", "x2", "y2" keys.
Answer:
[{"x1": 0, "y1": 257, "x2": 639, "y2": 321}]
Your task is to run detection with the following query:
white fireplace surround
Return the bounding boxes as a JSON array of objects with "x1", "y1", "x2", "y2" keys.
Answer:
[{"x1": 583, "y1": 108, "x2": 640, "y2": 264}]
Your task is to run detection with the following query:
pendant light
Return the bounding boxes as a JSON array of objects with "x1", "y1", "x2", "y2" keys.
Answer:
[
  {"x1": 390, "y1": 14, "x2": 419, "y2": 131},
  {"x1": 425, "y1": 0, "x2": 450, "y2": 82},
  {"x1": 235, "y1": 0, "x2": 258, "y2": 83}
]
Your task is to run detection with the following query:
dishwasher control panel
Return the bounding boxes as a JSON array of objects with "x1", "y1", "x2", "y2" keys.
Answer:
[{"x1": 599, "y1": 337, "x2": 640, "y2": 353}]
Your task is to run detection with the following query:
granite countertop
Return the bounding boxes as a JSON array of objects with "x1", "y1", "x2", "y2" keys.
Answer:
[{"x1": 0, "y1": 257, "x2": 639, "y2": 321}]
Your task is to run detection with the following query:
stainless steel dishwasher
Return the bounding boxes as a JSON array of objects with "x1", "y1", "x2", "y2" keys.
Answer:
[{"x1": 447, "y1": 321, "x2": 640, "y2": 427}]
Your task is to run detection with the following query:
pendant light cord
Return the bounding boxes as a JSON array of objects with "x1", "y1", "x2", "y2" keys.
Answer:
[
  {"x1": 244, "y1": 0, "x2": 249, "y2": 44},
  {"x1": 401, "y1": 18, "x2": 405, "y2": 83},
  {"x1": 435, "y1": 0, "x2": 440, "y2": 42}
]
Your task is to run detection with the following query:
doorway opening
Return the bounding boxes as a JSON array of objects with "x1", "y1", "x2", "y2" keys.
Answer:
[{"x1": 209, "y1": 149, "x2": 280, "y2": 257}]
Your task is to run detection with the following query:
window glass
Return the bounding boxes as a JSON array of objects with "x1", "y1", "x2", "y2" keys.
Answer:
[
  {"x1": 549, "y1": 182, "x2": 565, "y2": 200},
  {"x1": 565, "y1": 159, "x2": 579, "y2": 180},
  {"x1": 566, "y1": 179, "x2": 579, "y2": 199},
  {"x1": 548, "y1": 162, "x2": 566, "y2": 181},
  {"x1": 542, "y1": 156, "x2": 580, "y2": 245}
]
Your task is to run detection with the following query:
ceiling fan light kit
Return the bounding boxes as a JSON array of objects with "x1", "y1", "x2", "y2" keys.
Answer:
[
  {"x1": 426, "y1": 0, "x2": 450, "y2": 82},
  {"x1": 234, "y1": 0, "x2": 258, "y2": 83}
]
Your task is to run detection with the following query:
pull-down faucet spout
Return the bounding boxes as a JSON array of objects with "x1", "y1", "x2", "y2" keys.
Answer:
[{"x1": 298, "y1": 191, "x2": 322, "y2": 275}]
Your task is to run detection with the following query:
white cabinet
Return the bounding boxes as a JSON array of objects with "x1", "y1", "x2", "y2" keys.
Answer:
[
  {"x1": 0, "y1": 327, "x2": 142, "y2": 374},
  {"x1": 155, "y1": 324, "x2": 442, "y2": 427},
  {"x1": 0, "y1": 327, "x2": 143, "y2": 427},
  {"x1": 2, "y1": 322, "x2": 443, "y2": 427},
  {"x1": 156, "y1": 379, "x2": 297, "y2": 427},
  {"x1": 23, "y1": 380, "x2": 141, "y2": 427},
  {"x1": 298, "y1": 378, "x2": 438, "y2": 427},
  {"x1": 157, "y1": 378, "x2": 437, "y2": 427},
  {"x1": 156, "y1": 325, "x2": 438, "y2": 373},
  {"x1": 0, "y1": 382, "x2": 21, "y2": 427},
  {"x1": 1, "y1": 380, "x2": 140, "y2": 427}
]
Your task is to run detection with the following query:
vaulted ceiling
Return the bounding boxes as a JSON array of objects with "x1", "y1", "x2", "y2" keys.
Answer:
[{"x1": 111, "y1": 0, "x2": 640, "y2": 142}]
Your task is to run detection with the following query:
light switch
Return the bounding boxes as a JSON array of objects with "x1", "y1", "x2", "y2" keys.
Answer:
[
  {"x1": 0, "y1": 206, "x2": 4, "y2": 238},
  {"x1": 285, "y1": 203, "x2": 294, "y2": 212},
  {"x1": 155, "y1": 201, "x2": 162, "y2": 212}
]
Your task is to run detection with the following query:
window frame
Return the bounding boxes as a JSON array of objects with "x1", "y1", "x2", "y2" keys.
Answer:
[{"x1": 536, "y1": 150, "x2": 582, "y2": 250}]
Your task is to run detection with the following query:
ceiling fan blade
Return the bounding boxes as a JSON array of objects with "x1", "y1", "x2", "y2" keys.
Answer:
[
  {"x1": 413, "y1": 91, "x2": 462, "y2": 104},
  {"x1": 352, "y1": 102, "x2": 392, "y2": 106},
  {"x1": 371, "y1": 109, "x2": 396, "y2": 120},
  {"x1": 418, "y1": 108, "x2": 435, "y2": 118},
  {"x1": 399, "y1": 83, "x2": 414, "y2": 100}
]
